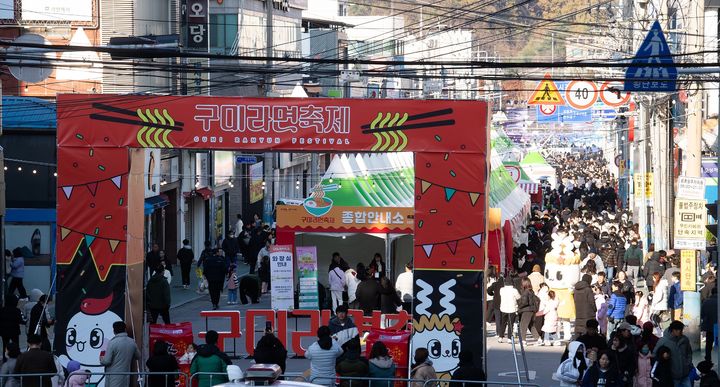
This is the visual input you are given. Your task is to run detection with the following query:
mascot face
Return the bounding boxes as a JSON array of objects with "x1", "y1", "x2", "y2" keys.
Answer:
[
  {"x1": 544, "y1": 232, "x2": 581, "y2": 289},
  {"x1": 413, "y1": 315, "x2": 462, "y2": 373},
  {"x1": 63, "y1": 294, "x2": 120, "y2": 386},
  {"x1": 412, "y1": 278, "x2": 462, "y2": 376}
]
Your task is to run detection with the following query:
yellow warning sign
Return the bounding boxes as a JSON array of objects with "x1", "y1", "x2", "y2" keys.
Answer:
[{"x1": 528, "y1": 74, "x2": 566, "y2": 105}]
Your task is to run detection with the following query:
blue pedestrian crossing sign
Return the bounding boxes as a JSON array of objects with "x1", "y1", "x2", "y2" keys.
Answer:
[{"x1": 625, "y1": 20, "x2": 677, "y2": 92}]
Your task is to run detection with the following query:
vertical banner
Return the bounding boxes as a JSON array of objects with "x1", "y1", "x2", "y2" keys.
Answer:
[
  {"x1": 645, "y1": 172, "x2": 654, "y2": 206},
  {"x1": 249, "y1": 161, "x2": 264, "y2": 204},
  {"x1": 412, "y1": 270, "x2": 484, "y2": 379},
  {"x1": 296, "y1": 246, "x2": 319, "y2": 309},
  {"x1": 674, "y1": 199, "x2": 707, "y2": 250},
  {"x1": 185, "y1": 0, "x2": 209, "y2": 51},
  {"x1": 680, "y1": 250, "x2": 697, "y2": 291},
  {"x1": 150, "y1": 322, "x2": 194, "y2": 387},
  {"x1": 270, "y1": 245, "x2": 295, "y2": 310},
  {"x1": 634, "y1": 173, "x2": 645, "y2": 203}
]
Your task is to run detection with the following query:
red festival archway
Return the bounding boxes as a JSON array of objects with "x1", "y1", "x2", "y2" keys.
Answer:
[{"x1": 55, "y1": 95, "x2": 488, "y2": 378}]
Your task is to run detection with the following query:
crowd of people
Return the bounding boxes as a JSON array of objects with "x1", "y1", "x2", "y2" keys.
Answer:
[{"x1": 485, "y1": 150, "x2": 720, "y2": 386}]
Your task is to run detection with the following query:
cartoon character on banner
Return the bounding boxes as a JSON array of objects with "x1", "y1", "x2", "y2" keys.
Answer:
[
  {"x1": 543, "y1": 231, "x2": 581, "y2": 341},
  {"x1": 58, "y1": 294, "x2": 121, "y2": 387},
  {"x1": 412, "y1": 278, "x2": 461, "y2": 379}
]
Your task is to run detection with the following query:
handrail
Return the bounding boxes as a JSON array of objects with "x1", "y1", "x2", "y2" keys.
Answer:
[{"x1": 423, "y1": 378, "x2": 542, "y2": 387}]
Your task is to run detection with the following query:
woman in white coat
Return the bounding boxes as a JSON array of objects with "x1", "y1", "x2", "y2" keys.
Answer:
[
  {"x1": 650, "y1": 272, "x2": 669, "y2": 332},
  {"x1": 541, "y1": 289, "x2": 560, "y2": 346}
]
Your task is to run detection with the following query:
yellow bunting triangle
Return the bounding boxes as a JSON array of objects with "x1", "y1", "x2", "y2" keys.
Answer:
[
  {"x1": 421, "y1": 180, "x2": 432, "y2": 194},
  {"x1": 469, "y1": 192, "x2": 480, "y2": 206},
  {"x1": 528, "y1": 74, "x2": 565, "y2": 105},
  {"x1": 108, "y1": 239, "x2": 120, "y2": 253},
  {"x1": 60, "y1": 227, "x2": 71, "y2": 241}
]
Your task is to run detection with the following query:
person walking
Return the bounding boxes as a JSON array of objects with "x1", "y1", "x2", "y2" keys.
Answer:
[
  {"x1": 0, "y1": 342, "x2": 20, "y2": 387},
  {"x1": 368, "y1": 341, "x2": 396, "y2": 387},
  {"x1": 650, "y1": 273, "x2": 670, "y2": 329},
  {"x1": 410, "y1": 348, "x2": 437, "y2": 387},
  {"x1": 379, "y1": 277, "x2": 401, "y2": 314},
  {"x1": 146, "y1": 266, "x2": 172, "y2": 323},
  {"x1": 487, "y1": 276, "x2": 505, "y2": 340},
  {"x1": 146, "y1": 340, "x2": 179, "y2": 387},
  {"x1": 227, "y1": 264, "x2": 239, "y2": 304},
  {"x1": 575, "y1": 274, "x2": 597, "y2": 336},
  {"x1": 203, "y1": 248, "x2": 229, "y2": 310},
  {"x1": 555, "y1": 341, "x2": 591, "y2": 387},
  {"x1": 177, "y1": 239, "x2": 195, "y2": 289},
  {"x1": 12, "y1": 334, "x2": 56, "y2": 387},
  {"x1": 7, "y1": 248, "x2": 27, "y2": 300},
  {"x1": 541, "y1": 290, "x2": 560, "y2": 346},
  {"x1": 191, "y1": 330, "x2": 230, "y2": 387},
  {"x1": 653, "y1": 321, "x2": 693, "y2": 387},
  {"x1": 395, "y1": 262, "x2": 413, "y2": 312},
  {"x1": 499, "y1": 278, "x2": 521, "y2": 343},
  {"x1": 623, "y1": 239, "x2": 643, "y2": 280},
  {"x1": 668, "y1": 272, "x2": 683, "y2": 322},
  {"x1": 517, "y1": 278, "x2": 541, "y2": 344},
  {"x1": 329, "y1": 253, "x2": 348, "y2": 311},
  {"x1": 701, "y1": 287, "x2": 718, "y2": 361},
  {"x1": 607, "y1": 282, "x2": 628, "y2": 338},
  {"x1": 305, "y1": 326, "x2": 343, "y2": 386},
  {"x1": 28, "y1": 294, "x2": 54, "y2": 352},
  {"x1": 259, "y1": 256, "x2": 270, "y2": 294},
  {"x1": 100, "y1": 321, "x2": 140, "y2": 387},
  {"x1": 146, "y1": 243, "x2": 163, "y2": 276},
  {"x1": 222, "y1": 231, "x2": 240, "y2": 265},
  {"x1": 0, "y1": 295, "x2": 24, "y2": 361}
]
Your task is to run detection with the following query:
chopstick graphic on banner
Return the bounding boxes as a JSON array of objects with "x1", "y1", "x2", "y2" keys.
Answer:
[
  {"x1": 60, "y1": 174, "x2": 124, "y2": 199},
  {"x1": 89, "y1": 103, "x2": 184, "y2": 148},
  {"x1": 417, "y1": 232, "x2": 484, "y2": 258},
  {"x1": 417, "y1": 178, "x2": 485, "y2": 206},
  {"x1": 361, "y1": 108, "x2": 455, "y2": 132}
]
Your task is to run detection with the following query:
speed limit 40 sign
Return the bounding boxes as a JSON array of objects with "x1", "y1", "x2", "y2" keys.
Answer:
[{"x1": 565, "y1": 80, "x2": 598, "y2": 110}]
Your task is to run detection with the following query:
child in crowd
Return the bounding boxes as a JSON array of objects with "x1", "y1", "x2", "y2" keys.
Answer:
[
  {"x1": 635, "y1": 344, "x2": 652, "y2": 387},
  {"x1": 227, "y1": 265, "x2": 239, "y2": 305},
  {"x1": 541, "y1": 290, "x2": 560, "y2": 346},
  {"x1": 593, "y1": 285, "x2": 608, "y2": 335},
  {"x1": 651, "y1": 346, "x2": 674, "y2": 387},
  {"x1": 634, "y1": 290, "x2": 650, "y2": 324}
]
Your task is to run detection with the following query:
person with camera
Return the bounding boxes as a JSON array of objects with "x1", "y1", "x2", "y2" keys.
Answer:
[{"x1": 253, "y1": 322, "x2": 288, "y2": 374}]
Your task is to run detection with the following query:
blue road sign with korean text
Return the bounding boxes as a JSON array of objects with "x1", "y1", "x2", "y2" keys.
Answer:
[
  {"x1": 236, "y1": 155, "x2": 257, "y2": 164},
  {"x1": 625, "y1": 20, "x2": 677, "y2": 92}
]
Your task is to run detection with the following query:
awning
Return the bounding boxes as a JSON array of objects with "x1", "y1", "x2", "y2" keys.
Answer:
[
  {"x1": 183, "y1": 187, "x2": 213, "y2": 200},
  {"x1": 518, "y1": 182, "x2": 539, "y2": 194},
  {"x1": 144, "y1": 194, "x2": 169, "y2": 215}
]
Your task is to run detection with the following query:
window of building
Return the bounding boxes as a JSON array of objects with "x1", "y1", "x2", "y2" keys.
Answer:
[{"x1": 210, "y1": 13, "x2": 239, "y2": 54}]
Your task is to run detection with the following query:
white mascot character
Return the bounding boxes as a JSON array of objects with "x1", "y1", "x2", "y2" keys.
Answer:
[
  {"x1": 58, "y1": 294, "x2": 121, "y2": 387},
  {"x1": 412, "y1": 279, "x2": 461, "y2": 379},
  {"x1": 544, "y1": 231, "x2": 581, "y2": 340}
]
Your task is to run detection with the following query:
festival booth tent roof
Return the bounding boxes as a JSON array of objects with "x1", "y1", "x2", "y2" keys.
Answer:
[
  {"x1": 487, "y1": 148, "x2": 530, "y2": 273},
  {"x1": 521, "y1": 151, "x2": 557, "y2": 187},
  {"x1": 503, "y1": 160, "x2": 540, "y2": 195}
]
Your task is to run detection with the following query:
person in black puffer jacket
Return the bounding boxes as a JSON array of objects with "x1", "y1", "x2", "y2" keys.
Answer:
[
  {"x1": 609, "y1": 335, "x2": 636, "y2": 387},
  {"x1": 379, "y1": 277, "x2": 401, "y2": 314},
  {"x1": 517, "y1": 278, "x2": 540, "y2": 343}
]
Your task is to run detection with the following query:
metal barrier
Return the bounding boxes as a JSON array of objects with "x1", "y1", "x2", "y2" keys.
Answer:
[
  {"x1": 0, "y1": 372, "x2": 57, "y2": 386},
  {"x1": 423, "y1": 379, "x2": 542, "y2": 387},
  {"x1": 309, "y1": 375, "x2": 424, "y2": 386},
  {"x1": 84, "y1": 371, "x2": 190, "y2": 386}
]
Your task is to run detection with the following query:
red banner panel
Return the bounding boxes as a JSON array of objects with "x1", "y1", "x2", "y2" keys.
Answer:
[
  {"x1": 150, "y1": 322, "x2": 194, "y2": 387},
  {"x1": 57, "y1": 95, "x2": 486, "y2": 153}
]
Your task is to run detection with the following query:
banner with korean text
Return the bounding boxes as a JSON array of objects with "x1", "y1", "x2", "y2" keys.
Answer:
[
  {"x1": 249, "y1": 161, "x2": 264, "y2": 204},
  {"x1": 270, "y1": 245, "x2": 295, "y2": 310},
  {"x1": 296, "y1": 246, "x2": 319, "y2": 309},
  {"x1": 674, "y1": 199, "x2": 707, "y2": 250},
  {"x1": 276, "y1": 205, "x2": 413, "y2": 234}
]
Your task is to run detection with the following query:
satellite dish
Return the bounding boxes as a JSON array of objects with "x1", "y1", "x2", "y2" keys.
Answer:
[{"x1": 7, "y1": 34, "x2": 54, "y2": 83}]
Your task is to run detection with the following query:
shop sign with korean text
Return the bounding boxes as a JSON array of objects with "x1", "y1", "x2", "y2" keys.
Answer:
[
  {"x1": 276, "y1": 204, "x2": 413, "y2": 233},
  {"x1": 673, "y1": 199, "x2": 707, "y2": 250},
  {"x1": 677, "y1": 176, "x2": 706, "y2": 200}
]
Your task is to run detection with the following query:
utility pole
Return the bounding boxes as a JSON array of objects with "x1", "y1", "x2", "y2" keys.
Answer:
[
  {"x1": 686, "y1": 0, "x2": 704, "y2": 177},
  {"x1": 262, "y1": 0, "x2": 274, "y2": 224}
]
